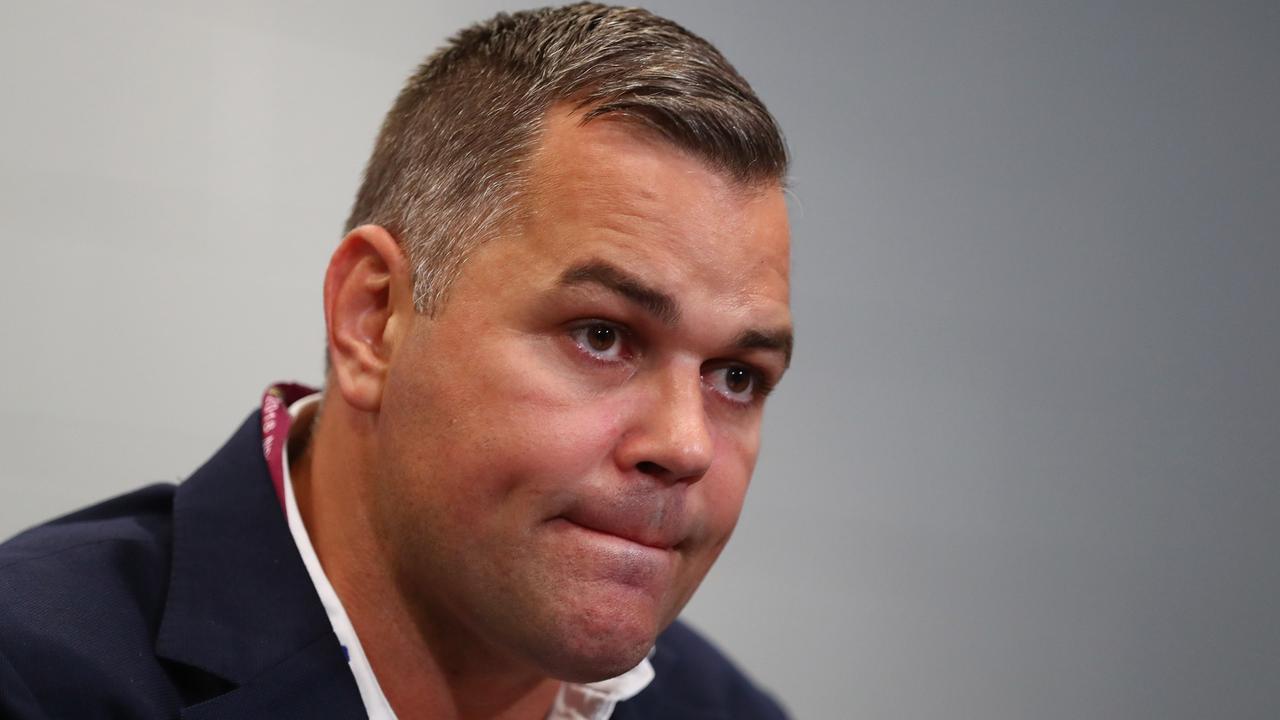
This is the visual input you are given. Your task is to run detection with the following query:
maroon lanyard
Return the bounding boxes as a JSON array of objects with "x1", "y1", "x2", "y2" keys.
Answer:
[{"x1": 259, "y1": 382, "x2": 319, "y2": 509}]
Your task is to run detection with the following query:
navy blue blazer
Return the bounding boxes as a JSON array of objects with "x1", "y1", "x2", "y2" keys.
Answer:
[{"x1": 0, "y1": 412, "x2": 787, "y2": 719}]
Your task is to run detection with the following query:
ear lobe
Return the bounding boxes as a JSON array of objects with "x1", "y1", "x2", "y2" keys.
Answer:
[{"x1": 323, "y1": 224, "x2": 414, "y2": 413}]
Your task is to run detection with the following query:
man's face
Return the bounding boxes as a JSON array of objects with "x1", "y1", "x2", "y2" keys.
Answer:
[{"x1": 373, "y1": 109, "x2": 791, "y2": 681}]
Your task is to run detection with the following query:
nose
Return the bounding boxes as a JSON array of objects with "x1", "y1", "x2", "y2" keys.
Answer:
[{"x1": 616, "y1": 366, "x2": 714, "y2": 483}]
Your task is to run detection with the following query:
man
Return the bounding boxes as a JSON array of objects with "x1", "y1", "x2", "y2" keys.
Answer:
[{"x1": 0, "y1": 4, "x2": 792, "y2": 718}]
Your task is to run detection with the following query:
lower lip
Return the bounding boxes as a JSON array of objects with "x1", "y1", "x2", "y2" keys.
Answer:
[{"x1": 549, "y1": 518, "x2": 675, "y2": 585}]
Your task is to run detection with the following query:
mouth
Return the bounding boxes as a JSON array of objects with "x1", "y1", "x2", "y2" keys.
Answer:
[
  {"x1": 552, "y1": 516, "x2": 680, "y2": 553},
  {"x1": 546, "y1": 516, "x2": 676, "y2": 597}
]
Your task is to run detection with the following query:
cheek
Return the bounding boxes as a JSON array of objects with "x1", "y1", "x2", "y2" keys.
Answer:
[
  {"x1": 402, "y1": 372, "x2": 627, "y2": 515},
  {"x1": 697, "y1": 429, "x2": 760, "y2": 542},
  {"x1": 488, "y1": 400, "x2": 624, "y2": 498},
  {"x1": 445, "y1": 346, "x2": 632, "y2": 491}
]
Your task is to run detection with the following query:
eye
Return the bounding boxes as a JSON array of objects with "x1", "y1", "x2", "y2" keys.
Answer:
[
  {"x1": 704, "y1": 364, "x2": 763, "y2": 404},
  {"x1": 569, "y1": 322, "x2": 630, "y2": 362}
]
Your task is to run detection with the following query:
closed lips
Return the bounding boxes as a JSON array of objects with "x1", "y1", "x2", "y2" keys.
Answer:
[{"x1": 557, "y1": 505, "x2": 685, "y2": 551}]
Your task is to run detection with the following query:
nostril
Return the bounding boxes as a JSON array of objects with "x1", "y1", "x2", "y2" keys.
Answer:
[{"x1": 636, "y1": 461, "x2": 667, "y2": 476}]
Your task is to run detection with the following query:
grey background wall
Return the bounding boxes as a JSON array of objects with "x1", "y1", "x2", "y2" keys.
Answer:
[{"x1": 2, "y1": 1, "x2": 1277, "y2": 717}]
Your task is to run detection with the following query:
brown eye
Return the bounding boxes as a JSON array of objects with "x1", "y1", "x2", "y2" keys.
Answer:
[
  {"x1": 587, "y1": 325, "x2": 616, "y2": 352},
  {"x1": 705, "y1": 365, "x2": 758, "y2": 404},
  {"x1": 724, "y1": 366, "x2": 752, "y2": 394},
  {"x1": 570, "y1": 323, "x2": 628, "y2": 361}
]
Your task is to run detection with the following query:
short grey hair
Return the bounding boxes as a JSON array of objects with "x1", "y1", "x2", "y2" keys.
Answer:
[{"x1": 344, "y1": 2, "x2": 788, "y2": 314}]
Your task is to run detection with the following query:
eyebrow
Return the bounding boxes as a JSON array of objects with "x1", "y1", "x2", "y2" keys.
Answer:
[
  {"x1": 558, "y1": 261, "x2": 680, "y2": 326},
  {"x1": 735, "y1": 328, "x2": 794, "y2": 369},
  {"x1": 558, "y1": 259, "x2": 794, "y2": 367}
]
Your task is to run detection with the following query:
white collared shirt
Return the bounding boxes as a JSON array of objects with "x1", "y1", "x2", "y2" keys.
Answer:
[{"x1": 281, "y1": 394, "x2": 654, "y2": 720}]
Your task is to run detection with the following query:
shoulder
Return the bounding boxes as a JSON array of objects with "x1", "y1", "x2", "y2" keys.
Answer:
[
  {"x1": 0, "y1": 484, "x2": 179, "y2": 717},
  {"x1": 616, "y1": 619, "x2": 789, "y2": 719},
  {"x1": 0, "y1": 482, "x2": 175, "y2": 599}
]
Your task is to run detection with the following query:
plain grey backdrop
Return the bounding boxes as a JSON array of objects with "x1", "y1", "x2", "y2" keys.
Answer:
[{"x1": 2, "y1": 1, "x2": 1277, "y2": 718}]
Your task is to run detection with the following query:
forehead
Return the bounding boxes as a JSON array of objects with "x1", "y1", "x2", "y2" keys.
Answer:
[{"x1": 512, "y1": 108, "x2": 791, "y2": 321}]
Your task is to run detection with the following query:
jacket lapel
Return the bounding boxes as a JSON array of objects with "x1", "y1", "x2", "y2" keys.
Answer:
[
  {"x1": 179, "y1": 636, "x2": 362, "y2": 720},
  {"x1": 155, "y1": 411, "x2": 366, "y2": 717}
]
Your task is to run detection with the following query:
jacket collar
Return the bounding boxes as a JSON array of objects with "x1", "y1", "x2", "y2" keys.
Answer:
[{"x1": 155, "y1": 411, "x2": 364, "y2": 716}]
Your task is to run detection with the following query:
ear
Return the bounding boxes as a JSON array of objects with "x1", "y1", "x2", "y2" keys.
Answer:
[{"x1": 323, "y1": 224, "x2": 415, "y2": 412}]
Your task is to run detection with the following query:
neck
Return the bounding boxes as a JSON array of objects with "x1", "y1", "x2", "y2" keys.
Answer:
[{"x1": 290, "y1": 394, "x2": 562, "y2": 720}]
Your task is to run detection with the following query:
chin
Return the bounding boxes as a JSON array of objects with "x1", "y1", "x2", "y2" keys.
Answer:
[
  {"x1": 528, "y1": 596, "x2": 667, "y2": 683},
  {"x1": 538, "y1": 636, "x2": 655, "y2": 684}
]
